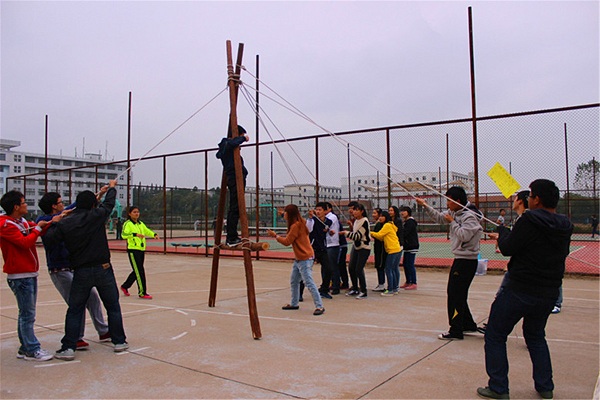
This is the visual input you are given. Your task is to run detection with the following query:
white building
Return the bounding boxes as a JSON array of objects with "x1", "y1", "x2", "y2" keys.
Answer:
[
  {"x1": 0, "y1": 139, "x2": 130, "y2": 216},
  {"x1": 342, "y1": 171, "x2": 475, "y2": 209},
  {"x1": 283, "y1": 183, "x2": 342, "y2": 209}
]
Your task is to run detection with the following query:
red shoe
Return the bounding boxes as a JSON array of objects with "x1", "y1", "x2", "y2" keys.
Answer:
[
  {"x1": 120, "y1": 286, "x2": 130, "y2": 296},
  {"x1": 405, "y1": 284, "x2": 418, "y2": 290},
  {"x1": 139, "y1": 294, "x2": 153, "y2": 299},
  {"x1": 98, "y1": 331, "x2": 111, "y2": 341},
  {"x1": 76, "y1": 340, "x2": 89, "y2": 350},
  {"x1": 400, "y1": 283, "x2": 409, "y2": 289}
]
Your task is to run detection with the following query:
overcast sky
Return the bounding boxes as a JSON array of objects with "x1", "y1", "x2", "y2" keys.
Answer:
[{"x1": 1, "y1": 1, "x2": 598, "y2": 189}]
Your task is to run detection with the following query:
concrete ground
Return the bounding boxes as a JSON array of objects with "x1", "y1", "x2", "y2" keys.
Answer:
[{"x1": 1, "y1": 251, "x2": 598, "y2": 399}]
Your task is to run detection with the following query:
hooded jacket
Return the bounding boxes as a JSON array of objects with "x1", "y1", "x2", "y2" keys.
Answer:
[
  {"x1": 424, "y1": 202, "x2": 483, "y2": 259},
  {"x1": 0, "y1": 216, "x2": 42, "y2": 276},
  {"x1": 37, "y1": 202, "x2": 77, "y2": 270},
  {"x1": 402, "y1": 217, "x2": 419, "y2": 252},
  {"x1": 216, "y1": 136, "x2": 248, "y2": 180},
  {"x1": 43, "y1": 188, "x2": 116, "y2": 269},
  {"x1": 370, "y1": 221, "x2": 401, "y2": 254},
  {"x1": 499, "y1": 208, "x2": 573, "y2": 298}
]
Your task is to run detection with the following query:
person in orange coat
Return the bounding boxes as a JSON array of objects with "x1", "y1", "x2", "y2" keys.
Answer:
[{"x1": 268, "y1": 204, "x2": 324, "y2": 316}]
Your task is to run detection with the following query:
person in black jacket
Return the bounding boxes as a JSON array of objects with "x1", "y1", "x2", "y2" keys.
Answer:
[
  {"x1": 477, "y1": 179, "x2": 573, "y2": 400},
  {"x1": 45, "y1": 180, "x2": 128, "y2": 361},
  {"x1": 399, "y1": 206, "x2": 419, "y2": 290},
  {"x1": 216, "y1": 125, "x2": 249, "y2": 246}
]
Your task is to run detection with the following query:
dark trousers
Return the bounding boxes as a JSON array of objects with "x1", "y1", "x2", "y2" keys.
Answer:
[
  {"x1": 327, "y1": 246, "x2": 340, "y2": 291},
  {"x1": 315, "y1": 248, "x2": 332, "y2": 294},
  {"x1": 348, "y1": 248, "x2": 370, "y2": 294},
  {"x1": 337, "y1": 245, "x2": 349, "y2": 288},
  {"x1": 226, "y1": 177, "x2": 245, "y2": 242},
  {"x1": 62, "y1": 265, "x2": 126, "y2": 350},
  {"x1": 123, "y1": 249, "x2": 148, "y2": 296},
  {"x1": 447, "y1": 258, "x2": 478, "y2": 336},
  {"x1": 484, "y1": 285, "x2": 556, "y2": 395}
]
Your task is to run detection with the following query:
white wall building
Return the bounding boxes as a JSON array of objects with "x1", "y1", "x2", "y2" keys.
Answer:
[
  {"x1": 0, "y1": 139, "x2": 130, "y2": 216},
  {"x1": 341, "y1": 171, "x2": 475, "y2": 209},
  {"x1": 283, "y1": 183, "x2": 342, "y2": 209}
]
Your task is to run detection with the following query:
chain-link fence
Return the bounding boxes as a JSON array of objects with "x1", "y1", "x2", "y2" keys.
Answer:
[{"x1": 8, "y1": 104, "x2": 599, "y2": 274}]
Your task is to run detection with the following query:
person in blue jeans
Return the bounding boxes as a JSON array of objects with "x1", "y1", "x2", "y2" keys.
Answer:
[
  {"x1": 479, "y1": 179, "x2": 573, "y2": 400},
  {"x1": 268, "y1": 204, "x2": 324, "y2": 316},
  {"x1": 370, "y1": 211, "x2": 402, "y2": 296},
  {"x1": 0, "y1": 190, "x2": 61, "y2": 361},
  {"x1": 44, "y1": 180, "x2": 128, "y2": 361}
]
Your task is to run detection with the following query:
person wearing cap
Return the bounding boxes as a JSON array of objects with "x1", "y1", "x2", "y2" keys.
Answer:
[{"x1": 216, "y1": 124, "x2": 249, "y2": 246}]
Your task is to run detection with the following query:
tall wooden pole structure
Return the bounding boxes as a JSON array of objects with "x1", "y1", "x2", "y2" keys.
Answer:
[{"x1": 208, "y1": 41, "x2": 262, "y2": 340}]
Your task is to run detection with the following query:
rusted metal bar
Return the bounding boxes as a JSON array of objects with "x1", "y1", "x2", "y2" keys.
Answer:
[
  {"x1": 162, "y1": 156, "x2": 167, "y2": 253},
  {"x1": 468, "y1": 6, "x2": 480, "y2": 207},
  {"x1": 44, "y1": 115, "x2": 48, "y2": 193},
  {"x1": 127, "y1": 92, "x2": 132, "y2": 209}
]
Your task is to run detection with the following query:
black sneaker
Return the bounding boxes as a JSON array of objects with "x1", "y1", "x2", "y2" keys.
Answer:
[
  {"x1": 538, "y1": 390, "x2": 553, "y2": 399},
  {"x1": 320, "y1": 292, "x2": 333, "y2": 299},
  {"x1": 226, "y1": 238, "x2": 242, "y2": 246},
  {"x1": 438, "y1": 331, "x2": 463, "y2": 340},
  {"x1": 476, "y1": 386, "x2": 509, "y2": 399}
]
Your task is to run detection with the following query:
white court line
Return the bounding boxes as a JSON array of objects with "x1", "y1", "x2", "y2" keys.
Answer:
[
  {"x1": 190, "y1": 319, "x2": 196, "y2": 327},
  {"x1": 35, "y1": 360, "x2": 81, "y2": 368},
  {"x1": 175, "y1": 309, "x2": 188, "y2": 315},
  {"x1": 171, "y1": 332, "x2": 188, "y2": 340}
]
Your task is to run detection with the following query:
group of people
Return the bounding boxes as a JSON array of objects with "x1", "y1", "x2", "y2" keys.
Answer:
[
  {"x1": 0, "y1": 180, "x2": 159, "y2": 362},
  {"x1": 267, "y1": 200, "x2": 422, "y2": 315},
  {"x1": 269, "y1": 180, "x2": 572, "y2": 400},
  {"x1": 2, "y1": 122, "x2": 573, "y2": 400}
]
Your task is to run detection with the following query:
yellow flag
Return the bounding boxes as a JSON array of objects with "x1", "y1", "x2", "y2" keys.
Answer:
[{"x1": 487, "y1": 162, "x2": 521, "y2": 198}]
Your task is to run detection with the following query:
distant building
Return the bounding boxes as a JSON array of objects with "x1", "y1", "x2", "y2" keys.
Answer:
[
  {"x1": 0, "y1": 139, "x2": 129, "y2": 216},
  {"x1": 342, "y1": 171, "x2": 475, "y2": 209},
  {"x1": 283, "y1": 183, "x2": 342, "y2": 209}
]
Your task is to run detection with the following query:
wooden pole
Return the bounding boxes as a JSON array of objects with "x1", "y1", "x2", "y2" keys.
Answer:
[{"x1": 209, "y1": 41, "x2": 262, "y2": 340}]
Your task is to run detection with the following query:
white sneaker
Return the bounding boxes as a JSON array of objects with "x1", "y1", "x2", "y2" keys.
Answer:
[
  {"x1": 25, "y1": 348, "x2": 54, "y2": 361},
  {"x1": 114, "y1": 343, "x2": 129, "y2": 353},
  {"x1": 54, "y1": 348, "x2": 75, "y2": 361},
  {"x1": 372, "y1": 284, "x2": 385, "y2": 292},
  {"x1": 551, "y1": 306, "x2": 561, "y2": 314}
]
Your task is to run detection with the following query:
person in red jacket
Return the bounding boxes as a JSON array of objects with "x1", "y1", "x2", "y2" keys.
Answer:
[{"x1": 0, "y1": 190, "x2": 61, "y2": 361}]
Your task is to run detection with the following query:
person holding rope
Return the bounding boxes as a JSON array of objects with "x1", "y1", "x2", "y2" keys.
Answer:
[
  {"x1": 339, "y1": 203, "x2": 371, "y2": 299},
  {"x1": 477, "y1": 179, "x2": 573, "y2": 400},
  {"x1": 416, "y1": 186, "x2": 483, "y2": 340},
  {"x1": 46, "y1": 180, "x2": 129, "y2": 361},
  {"x1": 37, "y1": 192, "x2": 110, "y2": 348},
  {"x1": 216, "y1": 124, "x2": 249, "y2": 246},
  {"x1": 268, "y1": 204, "x2": 324, "y2": 316}
]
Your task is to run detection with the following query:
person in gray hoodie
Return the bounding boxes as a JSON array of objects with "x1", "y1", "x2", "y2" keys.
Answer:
[{"x1": 416, "y1": 186, "x2": 483, "y2": 340}]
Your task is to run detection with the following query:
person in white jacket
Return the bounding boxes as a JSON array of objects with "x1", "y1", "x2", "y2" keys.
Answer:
[{"x1": 339, "y1": 203, "x2": 371, "y2": 299}]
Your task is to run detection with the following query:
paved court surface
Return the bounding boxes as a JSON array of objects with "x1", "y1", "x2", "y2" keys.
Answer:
[{"x1": 1, "y1": 251, "x2": 598, "y2": 399}]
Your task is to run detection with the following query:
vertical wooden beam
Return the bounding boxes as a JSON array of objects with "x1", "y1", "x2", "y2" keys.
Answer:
[{"x1": 209, "y1": 41, "x2": 262, "y2": 340}]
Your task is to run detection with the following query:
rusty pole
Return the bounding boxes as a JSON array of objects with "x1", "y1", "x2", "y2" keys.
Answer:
[{"x1": 468, "y1": 6, "x2": 480, "y2": 207}]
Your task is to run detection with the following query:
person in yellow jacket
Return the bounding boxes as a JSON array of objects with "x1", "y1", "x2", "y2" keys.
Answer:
[
  {"x1": 120, "y1": 206, "x2": 158, "y2": 299},
  {"x1": 370, "y1": 211, "x2": 402, "y2": 296}
]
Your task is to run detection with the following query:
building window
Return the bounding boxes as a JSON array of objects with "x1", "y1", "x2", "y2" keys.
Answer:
[
  {"x1": 0, "y1": 153, "x2": 5, "y2": 161},
  {"x1": 423, "y1": 176, "x2": 427, "y2": 180},
  {"x1": 432, "y1": 177, "x2": 436, "y2": 181},
  {"x1": 51, "y1": 159, "x2": 60, "y2": 165},
  {"x1": 25, "y1": 156, "x2": 36, "y2": 163},
  {"x1": 13, "y1": 154, "x2": 21, "y2": 162},
  {"x1": 408, "y1": 178, "x2": 412, "y2": 182},
  {"x1": 63, "y1": 160, "x2": 72, "y2": 166},
  {"x1": 13, "y1": 166, "x2": 21, "y2": 173}
]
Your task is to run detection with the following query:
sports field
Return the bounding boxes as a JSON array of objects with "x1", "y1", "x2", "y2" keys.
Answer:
[{"x1": 108, "y1": 232, "x2": 600, "y2": 276}]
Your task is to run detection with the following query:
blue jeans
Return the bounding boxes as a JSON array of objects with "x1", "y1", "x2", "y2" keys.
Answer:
[
  {"x1": 384, "y1": 252, "x2": 402, "y2": 292},
  {"x1": 7, "y1": 277, "x2": 40, "y2": 354},
  {"x1": 62, "y1": 265, "x2": 126, "y2": 350},
  {"x1": 290, "y1": 259, "x2": 323, "y2": 309},
  {"x1": 485, "y1": 285, "x2": 556, "y2": 394},
  {"x1": 402, "y1": 252, "x2": 417, "y2": 284},
  {"x1": 50, "y1": 270, "x2": 109, "y2": 339}
]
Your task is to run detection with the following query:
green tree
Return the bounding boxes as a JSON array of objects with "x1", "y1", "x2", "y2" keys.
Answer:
[{"x1": 573, "y1": 159, "x2": 599, "y2": 197}]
